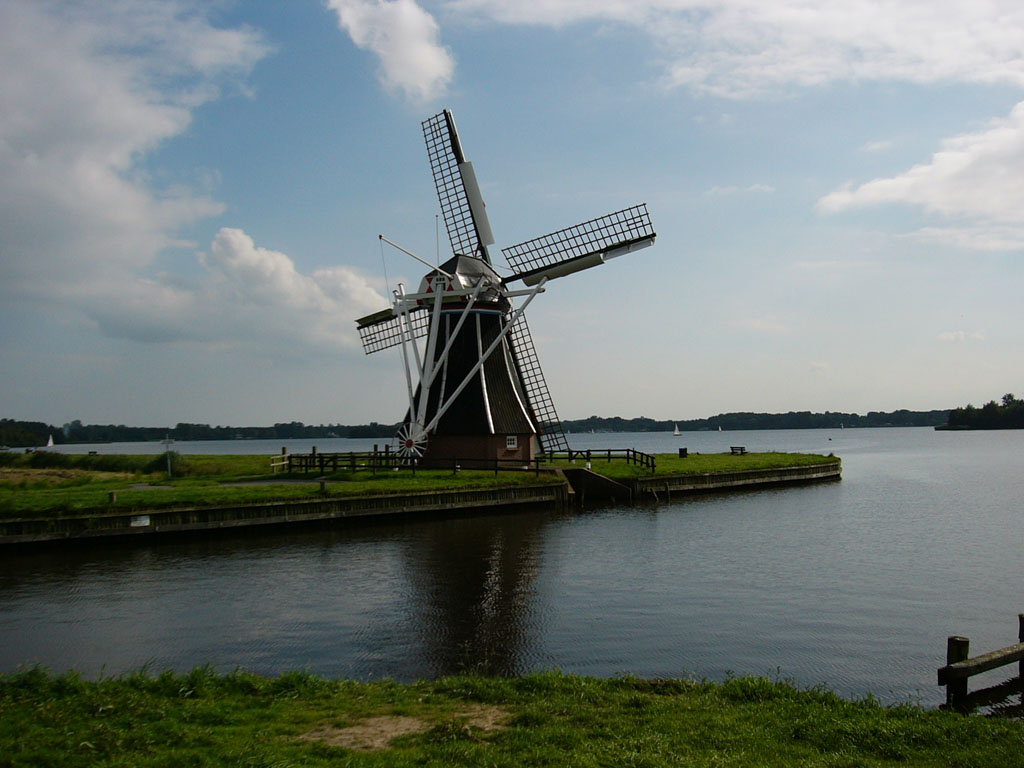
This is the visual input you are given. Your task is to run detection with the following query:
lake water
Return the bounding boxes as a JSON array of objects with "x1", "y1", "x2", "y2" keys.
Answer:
[{"x1": 3, "y1": 427, "x2": 1023, "y2": 708}]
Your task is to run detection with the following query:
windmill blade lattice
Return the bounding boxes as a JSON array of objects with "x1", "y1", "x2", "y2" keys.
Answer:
[
  {"x1": 423, "y1": 110, "x2": 492, "y2": 262},
  {"x1": 503, "y1": 204, "x2": 654, "y2": 283},
  {"x1": 508, "y1": 313, "x2": 570, "y2": 454},
  {"x1": 356, "y1": 307, "x2": 430, "y2": 355}
]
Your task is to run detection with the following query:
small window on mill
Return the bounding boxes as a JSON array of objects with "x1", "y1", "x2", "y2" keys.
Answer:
[{"x1": 506, "y1": 435, "x2": 518, "y2": 450}]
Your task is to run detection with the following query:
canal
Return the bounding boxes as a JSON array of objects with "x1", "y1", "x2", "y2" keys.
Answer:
[{"x1": 2, "y1": 427, "x2": 1022, "y2": 707}]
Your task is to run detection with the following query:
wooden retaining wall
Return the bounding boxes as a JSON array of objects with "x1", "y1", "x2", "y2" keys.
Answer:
[
  {"x1": 630, "y1": 461, "x2": 842, "y2": 501},
  {"x1": 0, "y1": 484, "x2": 569, "y2": 545}
]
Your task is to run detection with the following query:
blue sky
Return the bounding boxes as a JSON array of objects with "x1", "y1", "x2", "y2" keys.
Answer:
[{"x1": 3, "y1": 0, "x2": 1024, "y2": 428}]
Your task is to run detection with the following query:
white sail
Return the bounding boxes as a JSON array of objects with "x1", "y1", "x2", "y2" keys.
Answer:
[
  {"x1": 46, "y1": 434, "x2": 54, "y2": 447},
  {"x1": 673, "y1": 424, "x2": 680, "y2": 436}
]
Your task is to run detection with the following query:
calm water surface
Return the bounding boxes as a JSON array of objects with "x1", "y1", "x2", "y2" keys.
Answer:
[{"x1": 4, "y1": 427, "x2": 1024, "y2": 707}]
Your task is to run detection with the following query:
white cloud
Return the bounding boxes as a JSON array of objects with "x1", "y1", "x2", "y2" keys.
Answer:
[
  {"x1": 199, "y1": 228, "x2": 386, "y2": 350},
  {"x1": 87, "y1": 228, "x2": 386, "y2": 351},
  {"x1": 0, "y1": 0, "x2": 269, "y2": 300},
  {"x1": 818, "y1": 101, "x2": 1024, "y2": 250},
  {"x1": 327, "y1": 0, "x2": 454, "y2": 102},
  {"x1": 446, "y1": 0, "x2": 1024, "y2": 98},
  {"x1": 0, "y1": 2, "x2": 388, "y2": 367}
]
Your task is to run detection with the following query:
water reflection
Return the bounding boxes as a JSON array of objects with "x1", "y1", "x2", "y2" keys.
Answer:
[
  {"x1": 400, "y1": 512, "x2": 549, "y2": 676},
  {"x1": 0, "y1": 510, "x2": 557, "y2": 681}
]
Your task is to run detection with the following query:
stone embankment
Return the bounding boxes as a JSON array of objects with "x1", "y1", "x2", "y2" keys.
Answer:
[
  {"x1": 0, "y1": 460, "x2": 841, "y2": 544},
  {"x1": 0, "y1": 484, "x2": 568, "y2": 545},
  {"x1": 631, "y1": 460, "x2": 842, "y2": 502}
]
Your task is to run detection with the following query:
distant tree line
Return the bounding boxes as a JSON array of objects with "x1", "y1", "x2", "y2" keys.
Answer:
[
  {"x1": 0, "y1": 419, "x2": 60, "y2": 448},
  {"x1": 1, "y1": 408, "x2": 951, "y2": 448},
  {"x1": 0, "y1": 419, "x2": 400, "y2": 447},
  {"x1": 944, "y1": 394, "x2": 1024, "y2": 430},
  {"x1": 562, "y1": 409, "x2": 949, "y2": 433}
]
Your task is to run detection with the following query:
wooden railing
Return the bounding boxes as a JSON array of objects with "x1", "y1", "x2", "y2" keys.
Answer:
[
  {"x1": 274, "y1": 446, "x2": 657, "y2": 476},
  {"x1": 543, "y1": 448, "x2": 657, "y2": 473},
  {"x1": 937, "y1": 613, "x2": 1024, "y2": 714},
  {"x1": 274, "y1": 448, "x2": 544, "y2": 477}
]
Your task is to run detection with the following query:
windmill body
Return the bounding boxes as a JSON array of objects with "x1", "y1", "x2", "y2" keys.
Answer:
[
  {"x1": 356, "y1": 110, "x2": 656, "y2": 465},
  {"x1": 408, "y1": 254, "x2": 538, "y2": 464}
]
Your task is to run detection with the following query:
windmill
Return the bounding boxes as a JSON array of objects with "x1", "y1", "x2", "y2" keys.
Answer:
[{"x1": 355, "y1": 110, "x2": 656, "y2": 464}]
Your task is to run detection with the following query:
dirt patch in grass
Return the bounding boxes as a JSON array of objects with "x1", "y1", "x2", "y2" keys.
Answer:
[{"x1": 299, "y1": 704, "x2": 510, "y2": 751}]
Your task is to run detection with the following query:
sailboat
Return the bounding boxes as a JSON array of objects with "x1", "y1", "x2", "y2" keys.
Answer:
[
  {"x1": 673, "y1": 424, "x2": 680, "y2": 436},
  {"x1": 46, "y1": 434, "x2": 54, "y2": 448}
]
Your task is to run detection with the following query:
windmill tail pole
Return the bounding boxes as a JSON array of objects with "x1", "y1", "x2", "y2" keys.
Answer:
[{"x1": 380, "y1": 234, "x2": 453, "y2": 278}]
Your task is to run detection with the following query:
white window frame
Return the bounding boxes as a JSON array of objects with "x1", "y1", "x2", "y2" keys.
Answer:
[{"x1": 505, "y1": 435, "x2": 518, "y2": 450}]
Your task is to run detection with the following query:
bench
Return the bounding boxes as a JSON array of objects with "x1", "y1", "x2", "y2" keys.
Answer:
[{"x1": 730, "y1": 446, "x2": 747, "y2": 455}]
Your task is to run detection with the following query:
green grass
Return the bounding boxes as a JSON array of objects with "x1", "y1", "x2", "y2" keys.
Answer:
[
  {"x1": 1, "y1": 668, "x2": 1019, "y2": 767},
  {"x1": 0, "y1": 451, "x2": 835, "y2": 519},
  {"x1": 0, "y1": 451, "x2": 272, "y2": 477},
  {"x1": 0, "y1": 459, "x2": 562, "y2": 519},
  {"x1": 548, "y1": 451, "x2": 838, "y2": 479}
]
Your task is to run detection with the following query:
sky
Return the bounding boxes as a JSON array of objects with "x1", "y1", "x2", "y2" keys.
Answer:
[{"x1": 3, "y1": 0, "x2": 1024, "y2": 428}]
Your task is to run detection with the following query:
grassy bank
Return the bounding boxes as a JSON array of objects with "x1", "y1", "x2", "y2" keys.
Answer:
[
  {"x1": 0, "y1": 462, "x2": 560, "y2": 520},
  {"x1": 1, "y1": 668, "x2": 1019, "y2": 767},
  {"x1": 555, "y1": 451, "x2": 838, "y2": 480},
  {"x1": 0, "y1": 451, "x2": 836, "y2": 519}
]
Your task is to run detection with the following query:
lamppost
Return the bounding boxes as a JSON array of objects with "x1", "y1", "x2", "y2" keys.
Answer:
[{"x1": 161, "y1": 435, "x2": 174, "y2": 478}]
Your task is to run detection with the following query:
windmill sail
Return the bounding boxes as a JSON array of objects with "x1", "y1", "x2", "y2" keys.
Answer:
[
  {"x1": 422, "y1": 110, "x2": 495, "y2": 262},
  {"x1": 356, "y1": 306, "x2": 430, "y2": 355},
  {"x1": 507, "y1": 313, "x2": 570, "y2": 454},
  {"x1": 503, "y1": 204, "x2": 655, "y2": 286}
]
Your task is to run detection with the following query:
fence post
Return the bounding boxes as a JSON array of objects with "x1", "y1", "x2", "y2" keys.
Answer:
[
  {"x1": 1019, "y1": 614, "x2": 1024, "y2": 681},
  {"x1": 946, "y1": 636, "x2": 970, "y2": 709}
]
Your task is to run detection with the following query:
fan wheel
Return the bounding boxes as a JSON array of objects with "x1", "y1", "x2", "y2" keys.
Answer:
[{"x1": 395, "y1": 422, "x2": 428, "y2": 461}]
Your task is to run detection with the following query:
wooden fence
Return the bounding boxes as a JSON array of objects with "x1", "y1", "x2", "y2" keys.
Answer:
[
  {"x1": 273, "y1": 448, "x2": 544, "y2": 477},
  {"x1": 545, "y1": 448, "x2": 657, "y2": 473},
  {"x1": 272, "y1": 446, "x2": 656, "y2": 476},
  {"x1": 937, "y1": 613, "x2": 1024, "y2": 714}
]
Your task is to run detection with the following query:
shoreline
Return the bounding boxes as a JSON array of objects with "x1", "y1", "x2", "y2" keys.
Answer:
[{"x1": 0, "y1": 460, "x2": 841, "y2": 545}]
